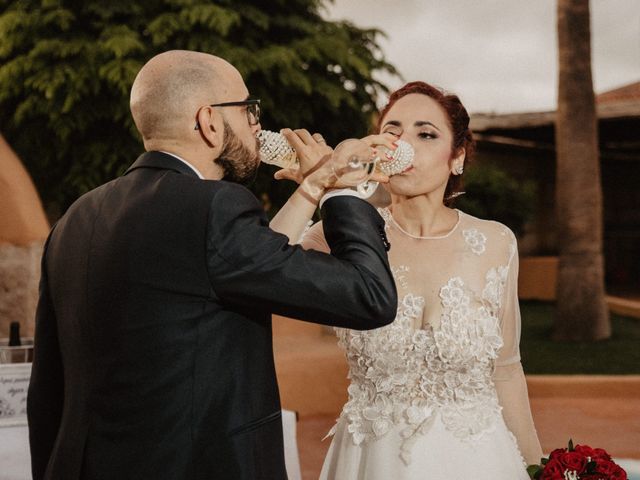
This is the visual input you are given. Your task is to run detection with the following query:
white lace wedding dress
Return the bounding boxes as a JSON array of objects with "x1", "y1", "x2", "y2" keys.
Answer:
[{"x1": 302, "y1": 208, "x2": 539, "y2": 480}]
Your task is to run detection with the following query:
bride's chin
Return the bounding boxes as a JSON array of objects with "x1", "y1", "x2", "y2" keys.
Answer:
[
  {"x1": 388, "y1": 175, "x2": 413, "y2": 188},
  {"x1": 386, "y1": 183, "x2": 415, "y2": 197},
  {"x1": 387, "y1": 181, "x2": 435, "y2": 198}
]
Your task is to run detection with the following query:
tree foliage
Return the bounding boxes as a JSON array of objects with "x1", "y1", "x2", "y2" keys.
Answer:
[
  {"x1": 0, "y1": 0, "x2": 397, "y2": 213},
  {"x1": 455, "y1": 163, "x2": 536, "y2": 237}
]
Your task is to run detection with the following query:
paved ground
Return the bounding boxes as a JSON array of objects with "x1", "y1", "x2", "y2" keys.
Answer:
[{"x1": 295, "y1": 395, "x2": 640, "y2": 479}]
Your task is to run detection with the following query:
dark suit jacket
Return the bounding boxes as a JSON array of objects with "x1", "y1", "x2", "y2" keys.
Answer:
[{"x1": 27, "y1": 151, "x2": 397, "y2": 480}]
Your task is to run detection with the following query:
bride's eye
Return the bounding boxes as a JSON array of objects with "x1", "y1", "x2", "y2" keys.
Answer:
[
  {"x1": 418, "y1": 131, "x2": 437, "y2": 140},
  {"x1": 383, "y1": 128, "x2": 402, "y2": 138}
]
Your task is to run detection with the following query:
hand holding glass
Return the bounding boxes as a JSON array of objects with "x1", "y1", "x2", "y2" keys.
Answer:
[{"x1": 258, "y1": 130, "x2": 414, "y2": 191}]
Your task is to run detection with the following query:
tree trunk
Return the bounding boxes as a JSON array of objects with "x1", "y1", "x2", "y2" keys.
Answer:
[{"x1": 553, "y1": 0, "x2": 610, "y2": 341}]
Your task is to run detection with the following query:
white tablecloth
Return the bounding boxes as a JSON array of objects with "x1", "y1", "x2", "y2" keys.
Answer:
[
  {"x1": 282, "y1": 409, "x2": 302, "y2": 480},
  {"x1": 0, "y1": 410, "x2": 301, "y2": 480}
]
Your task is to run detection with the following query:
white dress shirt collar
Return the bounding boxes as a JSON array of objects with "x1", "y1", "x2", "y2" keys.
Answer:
[{"x1": 160, "y1": 151, "x2": 205, "y2": 179}]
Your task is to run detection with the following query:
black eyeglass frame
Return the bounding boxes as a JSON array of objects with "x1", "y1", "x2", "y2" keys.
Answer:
[{"x1": 194, "y1": 98, "x2": 261, "y2": 130}]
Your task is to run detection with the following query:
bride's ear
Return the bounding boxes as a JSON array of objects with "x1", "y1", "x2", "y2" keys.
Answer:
[{"x1": 450, "y1": 148, "x2": 466, "y2": 175}]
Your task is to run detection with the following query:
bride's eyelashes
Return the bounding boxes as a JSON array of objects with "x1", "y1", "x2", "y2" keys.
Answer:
[
  {"x1": 418, "y1": 131, "x2": 438, "y2": 140},
  {"x1": 382, "y1": 127, "x2": 402, "y2": 138}
]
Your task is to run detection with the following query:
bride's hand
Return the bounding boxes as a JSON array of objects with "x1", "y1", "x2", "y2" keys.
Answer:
[
  {"x1": 273, "y1": 128, "x2": 333, "y2": 185},
  {"x1": 274, "y1": 131, "x2": 398, "y2": 188},
  {"x1": 319, "y1": 132, "x2": 397, "y2": 187},
  {"x1": 359, "y1": 132, "x2": 398, "y2": 184}
]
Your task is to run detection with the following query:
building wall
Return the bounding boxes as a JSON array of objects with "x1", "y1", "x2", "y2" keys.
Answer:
[
  {"x1": 473, "y1": 145, "x2": 557, "y2": 256},
  {"x1": 474, "y1": 143, "x2": 640, "y2": 292},
  {"x1": 600, "y1": 157, "x2": 640, "y2": 291}
]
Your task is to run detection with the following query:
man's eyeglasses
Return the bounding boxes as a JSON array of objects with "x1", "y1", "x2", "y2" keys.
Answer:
[{"x1": 194, "y1": 98, "x2": 261, "y2": 130}]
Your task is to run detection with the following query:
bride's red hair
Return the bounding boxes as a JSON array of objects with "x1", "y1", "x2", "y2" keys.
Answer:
[{"x1": 376, "y1": 81, "x2": 475, "y2": 204}]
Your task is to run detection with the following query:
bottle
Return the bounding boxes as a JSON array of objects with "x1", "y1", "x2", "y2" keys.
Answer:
[{"x1": 8, "y1": 322, "x2": 21, "y2": 347}]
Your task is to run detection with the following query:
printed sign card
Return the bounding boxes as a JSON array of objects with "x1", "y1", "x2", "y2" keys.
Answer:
[{"x1": 0, "y1": 363, "x2": 31, "y2": 427}]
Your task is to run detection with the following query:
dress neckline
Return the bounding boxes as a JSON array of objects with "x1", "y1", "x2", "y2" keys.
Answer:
[{"x1": 383, "y1": 207, "x2": 462, "y2": 240}]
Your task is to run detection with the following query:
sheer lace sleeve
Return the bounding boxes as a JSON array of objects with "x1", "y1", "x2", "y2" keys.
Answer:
[
  {"x1": 493, "y1": 232, "x2": 543, "y2": 466},
  {"x1": 496, "y1": 233, "x2": 521, "y2": 367},
  {"x1": 300, "y1": 221, "x2": 330, "y2": 253}
]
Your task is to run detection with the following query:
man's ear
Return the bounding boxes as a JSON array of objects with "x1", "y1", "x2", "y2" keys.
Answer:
[{"x1": 196, "y1": 106, "x2": 224, "y2": 148}]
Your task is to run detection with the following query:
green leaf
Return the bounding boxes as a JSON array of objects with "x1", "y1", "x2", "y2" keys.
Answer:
[
  {"x1": 98, "y1": 59, "x2": 141, "y2": 95},
  {"x1": 41, "y1": 7, "x2": 75, "y2": 31},
  {"x1": 585, "y1": 460, "x2": 597, "y2": 473},
  {"x1": 41, "y1": 0, "x2": 62, "y2": 8},
  {"x1": 100, "y1": 26, "x2": 145, "y2": 58},
  {"x1": 455, "y1": 163, "x2": 536, "y2": 236},
  {"x1": 179, "y1": 4, "x2": 240, "y2": 35},
  {"x1": 147, "y1": 12, "x2": 186, "y2": 44},
  {"x1": 526, "y1": 464, "x2": 542, "y2": 479}
]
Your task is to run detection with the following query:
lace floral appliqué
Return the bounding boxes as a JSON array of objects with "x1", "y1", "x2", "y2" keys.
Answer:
[
  {"x1": 378, "y1": 207, "x2": 393, "y2": 233},
  {"x1": 482, "y1": 266, "x2": 509, "y2": 314},
  {"x1": 333, "y1": 277, "x2": 507, "y2": 465},
  {"x1": 391, "y1": 265, "x2": 410, "y2": 290},
  {"x1": 331, "y1": 210, "x2": 521, "y2": 465},
  {"x1": 463, "y1": 228, "x2": 487, "y2": 255}
]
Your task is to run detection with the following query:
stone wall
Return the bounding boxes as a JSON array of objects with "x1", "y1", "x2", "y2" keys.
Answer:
[
  {"x1": 0, "y1": 242, "x2": 44, "y2": 338},
  {"x1": 0, "y1": 134, "x2": 49, "y2": 340}
]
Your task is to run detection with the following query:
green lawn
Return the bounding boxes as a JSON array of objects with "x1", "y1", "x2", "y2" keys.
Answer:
[{"x1": 520, "y1": 301, "x2": 640, "y2": 374}]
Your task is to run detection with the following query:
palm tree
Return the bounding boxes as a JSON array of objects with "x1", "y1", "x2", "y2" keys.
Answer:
[{"x1": 553, "y1": 0, "x2": 610, "y2": 341}]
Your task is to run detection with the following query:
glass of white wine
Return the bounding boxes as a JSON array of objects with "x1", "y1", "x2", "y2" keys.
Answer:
[{"x1": 329, "y1": 138, "x2": 377, "y2": 186}]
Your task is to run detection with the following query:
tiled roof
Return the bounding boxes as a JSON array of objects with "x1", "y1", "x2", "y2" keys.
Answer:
[{"x1": 597, "y1": 81, "x2": 640, "y2": 104}]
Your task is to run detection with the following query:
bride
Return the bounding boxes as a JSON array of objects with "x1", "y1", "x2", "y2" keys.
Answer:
[{"x1": 271, "y1": 81, "x2": 543, "y2": 479}]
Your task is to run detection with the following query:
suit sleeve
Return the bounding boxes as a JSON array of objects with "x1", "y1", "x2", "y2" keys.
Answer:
[
  {"x1": 206, "y1": 183, "x2": 397, "y2": 330},
  {"x1": 27, "y1": 233, "x2": 64, "y2": 480}
]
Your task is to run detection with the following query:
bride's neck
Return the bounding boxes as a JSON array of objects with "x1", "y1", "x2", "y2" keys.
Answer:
[{"x1": 389, "y1": 196, "x2": 457, "y2": 238}]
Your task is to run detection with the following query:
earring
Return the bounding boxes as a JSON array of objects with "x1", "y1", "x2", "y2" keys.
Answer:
[
  {"x1": 446, "y1": 191, "x2": 466, "y2": 200},
  {"x1": 455, "y1": 165, "x2": 464, "y2": 175}
]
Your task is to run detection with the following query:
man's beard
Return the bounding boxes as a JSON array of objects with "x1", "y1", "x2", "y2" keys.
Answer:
[{"x1": 215, "y1": 121, "x2": 260, "y2": 186}]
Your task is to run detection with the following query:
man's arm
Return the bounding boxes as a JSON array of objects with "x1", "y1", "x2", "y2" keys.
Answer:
[
  {"x1": 27, "y1": 234, "x2": 64, "y2": 480},
  {"x1": 207, "y1": 182, "x2": 397, "y2": 330}
]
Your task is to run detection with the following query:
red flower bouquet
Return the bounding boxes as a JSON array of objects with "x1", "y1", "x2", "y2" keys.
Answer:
[{"x1": 528, "y1": 440, "x2": 627, "y2": 479}]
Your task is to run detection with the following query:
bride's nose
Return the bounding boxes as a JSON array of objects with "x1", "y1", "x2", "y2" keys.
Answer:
[{"x1": 398, "y1": 131, "x2": 415, "y2": 148}]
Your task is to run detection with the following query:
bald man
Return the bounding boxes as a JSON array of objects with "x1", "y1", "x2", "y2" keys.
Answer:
[{"x1": 27, "y1": 50, "x2": 396, "y2": 480}]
